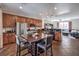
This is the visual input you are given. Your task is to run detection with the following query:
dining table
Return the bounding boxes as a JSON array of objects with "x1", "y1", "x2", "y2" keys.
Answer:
[{"x1": 20, "y1": 33, "x2": 53, "y2": 56}]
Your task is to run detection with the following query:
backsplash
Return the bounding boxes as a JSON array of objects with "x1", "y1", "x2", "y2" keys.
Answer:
[{"x1": 3, "y1": 27, "x2": 15, "y2": 33}]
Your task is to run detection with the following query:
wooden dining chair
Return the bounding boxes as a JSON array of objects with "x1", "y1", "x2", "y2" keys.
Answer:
[
  {"x1": 36, "y1": 36, "x2": 53, "y2": 56},
  {"x1": 16, "y1": 35, "x2": 32, "y2": 56}
]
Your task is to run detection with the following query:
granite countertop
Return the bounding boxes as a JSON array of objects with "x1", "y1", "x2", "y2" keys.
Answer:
[{"x1": 3, "y1": 31, "x2": 15, "y2": 34}]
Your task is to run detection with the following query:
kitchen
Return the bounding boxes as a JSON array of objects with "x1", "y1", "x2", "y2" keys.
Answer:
[
  {"x1": 2, "y1": 13, "x2": 42, "y2": 46},
  {"x1": 0, "y1": 3, "x2": 79, "y2": 56},
  {"x1": 0, "y1": 11, "x2": 61, "y2": 56}
]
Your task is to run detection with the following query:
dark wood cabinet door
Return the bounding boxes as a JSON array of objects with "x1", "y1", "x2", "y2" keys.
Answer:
[
  {"x1": 3, "y1": 34, "x2": 9, "y2": 45},
  {"x1": 55, "y1": 32, "x2": 61, "y2": 41},
  {"x1": 3, "y1": 13, "x2": 16, "y2": 27},
  {"x1": 3, "y1": 13, "x2": 42, "y2": 28},
  {"x1": 16, "y1": 16, "x2": 26, "y2": 23},
  {"x1": 8, "y1": 33, "x2": 16, "y2": 43},
  {"x1": 3, "y1": 13, "x2": 8, "y2": 27},
  {"x1": 3, "y1": 33, "x2": 16, "y2": 45}
]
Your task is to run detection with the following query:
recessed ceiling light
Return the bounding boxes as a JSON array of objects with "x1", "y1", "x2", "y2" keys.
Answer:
[
  {"x1": 19, "y1": 6, "x2": 23, "y2": 9},
  {"x1": 54, "y1": 7, "x2": 57, "y2": 10}
]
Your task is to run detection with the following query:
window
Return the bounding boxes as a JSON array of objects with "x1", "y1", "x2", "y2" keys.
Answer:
[{"x1": 59, "y1": 22, "x2": 69, "y2": 29}]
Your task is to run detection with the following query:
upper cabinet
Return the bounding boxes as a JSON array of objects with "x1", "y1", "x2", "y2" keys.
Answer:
[
  {"x1": 3, "y1": 13, "x2": 42, "y2": 28},
  {"x1": 16, "y1": 16, "x2": 42, "y2": 27},
  {"x1": 16, "y1": 16, "x2": 26, "y2": 23},
  {"x1": 3, "y1": 13, "x2": 16, "y2": 27}
]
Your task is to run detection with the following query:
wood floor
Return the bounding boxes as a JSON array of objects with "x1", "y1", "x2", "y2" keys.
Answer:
[{"x1": 0, "y1": 35, "x2": 79, "y2": 56}]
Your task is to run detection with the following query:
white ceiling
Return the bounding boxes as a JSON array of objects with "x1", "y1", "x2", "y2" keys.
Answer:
[{"x1": 0, "y1": 3, "x2": 79, "y2": 20}]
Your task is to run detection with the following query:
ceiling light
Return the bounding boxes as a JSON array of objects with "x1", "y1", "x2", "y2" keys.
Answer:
[
  {"x1": 54, "y1": 7, "x2": 57, "y2": 10},
  {"x1": 19, "y1": 6, "x2": 23, "y2": 9}
]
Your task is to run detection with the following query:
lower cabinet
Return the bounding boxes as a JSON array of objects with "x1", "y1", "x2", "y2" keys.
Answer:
[
  {"x1": 3, "y1": 33, "x2": 16, "y2": 45},
  {"x1": 3, "y1": 33, "x2": 9, "y2": 45},
  {"x1": 55, "y1": 32, "x2": 61, "y2": 41},
  {"x1": 8, "y1": 33, "x2": 16, "y2": 43}
]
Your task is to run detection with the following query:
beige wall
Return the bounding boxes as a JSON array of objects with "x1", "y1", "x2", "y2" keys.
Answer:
[
  {"x1": 44, "y1": 19, "x2": 58, "y2": 29},
  {"x1": 71, "y1": 19, "x2": 79, "y2": 30},
  {"x1": 51, "y1": 21, "x2": 58, "y2": 29},
  {"x1": 0, "y1": 9, "x2": 3, "y2": 48}
]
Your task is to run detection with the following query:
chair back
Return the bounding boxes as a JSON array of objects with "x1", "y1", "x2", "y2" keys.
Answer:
[
  {"x1": 16, "y1": 35, "x2": 27, "y2": 47},
  {"x1": 37, "y1": 35, "x2": 53, "y2": 47},
  {"x1": 46, "y1": 35, "x2": 53, "y2": 47},
  {"x1": 16, "y1": 35, "x2": 20, "y2": 45}
]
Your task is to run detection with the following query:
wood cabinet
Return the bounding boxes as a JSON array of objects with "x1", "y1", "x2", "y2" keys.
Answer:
[
  {"x1": 16, "y1": 16, "x2": 42, "y2": 27},
  {"x1": 55, "y1": 32, "x2": 61, "y2": 41},
  {"x1": 3, "y1": 13, "x2": 42, "y2": 28},
  {"x1": 3, "y1": 33, "x2": 9, "y2": 45},
  {"x1": 31, "y1": 19, "x2": 42, "y2": 27},
  {"x1": 3, "y1": 33, "x2": 16, "y2": 45},
  {"x1": 8, "y1": 33, "x2": 16, "y2": 43},
  {"x1": 16, "y1": 16, "x2": 26, "y2": 23},
  {"x1": 3, "y1": 13, "x2": 16, "y2": 27}
]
